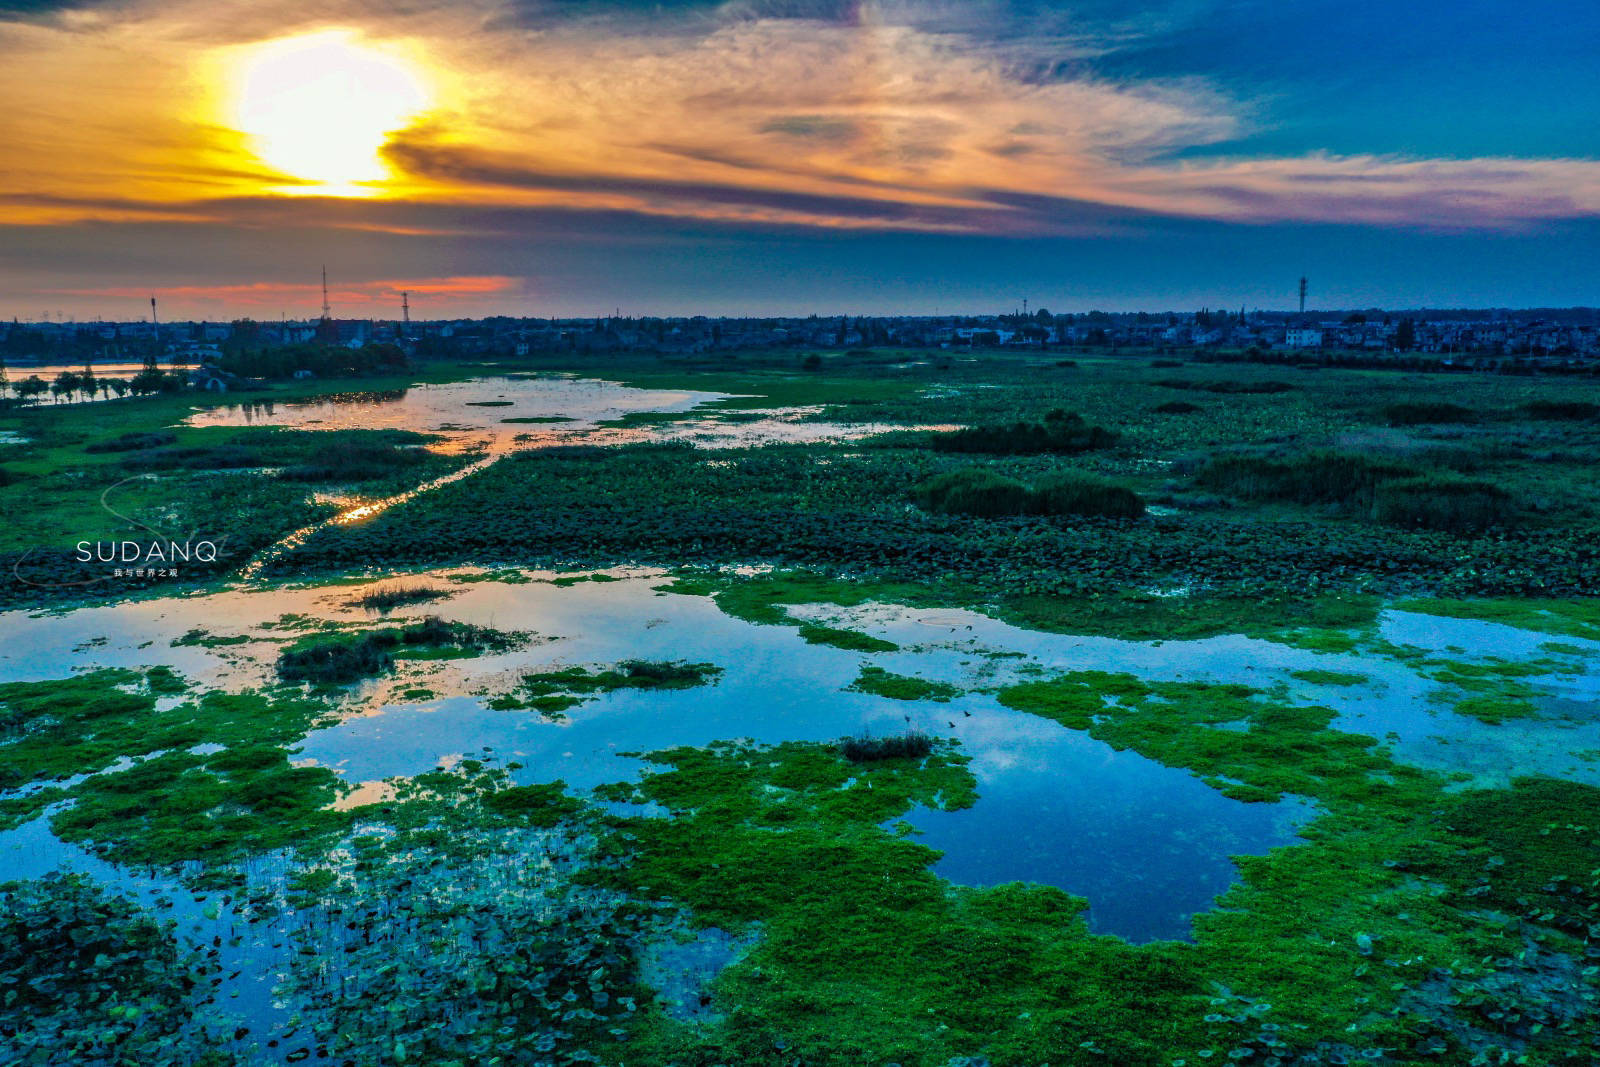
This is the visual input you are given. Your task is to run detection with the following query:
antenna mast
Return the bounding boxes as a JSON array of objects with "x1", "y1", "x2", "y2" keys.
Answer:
[
  {"x1": 150, "y1": 296, "x2": 158, "y2": 327},
  {"x1": 401, "y1": 291, "x2": 410, "y2": 332},
  {"x1": 321, "y1": 266, "x2": 332, "y2": 321},
  {"x1": 1298, "y1": 276, "x2": 1307, "y2": 316}
]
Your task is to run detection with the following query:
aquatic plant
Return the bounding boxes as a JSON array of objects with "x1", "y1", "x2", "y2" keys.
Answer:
[
  {"x1": 795, "y1": 622, "x2": 900, "y2": 652},
  {"x1": 0, "y1": 873, "x2": 235, "y2": 1066},
  {"x1": 1288, "y1": 668, "x2": 1369, "y2": 687},
  {"x1": 274, "y1": 782, "x2": 637, "y2": 1067},
  {"x1": 848, "y1": 666, "x2": 960, "y2": 702},
  {"x1": 1030, "y1": 470, "x2": 1146, "y2": 519}
]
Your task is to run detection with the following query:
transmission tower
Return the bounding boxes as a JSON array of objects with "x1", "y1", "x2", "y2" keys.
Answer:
[
  {"x1": 1298, "y1": 276, "x2": 1307, "y2": 316},
  {"x1": 321, "y1": 266, "x2": 332, "y2": 321}
]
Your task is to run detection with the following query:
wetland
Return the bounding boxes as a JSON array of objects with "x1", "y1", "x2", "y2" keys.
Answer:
[{"x1": 2, "y1": 349, "x2": 1598, "y2": 1065}]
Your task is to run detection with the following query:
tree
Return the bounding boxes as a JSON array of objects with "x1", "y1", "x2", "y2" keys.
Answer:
[
  {"x1": 1395, "y1": 318, "x2": 1417, "y2": 351},
  {"x1": 130, "y1": 369, "x2": 165, "y2": 396},
  {"x1": 15, "y1": 375, "x2": 47, "y2": 404},
  {"x1": 79, "y1": 361, "x2": 96, "y2": 403}
]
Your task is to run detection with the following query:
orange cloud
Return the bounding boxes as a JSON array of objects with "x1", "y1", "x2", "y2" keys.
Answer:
[
  {"x1": 46, "y1": 276, "x2": 520, "y2": 312},
  {"x1": 0, "y1": 0, "x2": 1596, "y2": 240}
]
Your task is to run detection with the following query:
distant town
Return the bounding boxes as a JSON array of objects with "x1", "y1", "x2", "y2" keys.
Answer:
[{"x1": 3, "y1": 305, "x2": 1599, "y2": 398}]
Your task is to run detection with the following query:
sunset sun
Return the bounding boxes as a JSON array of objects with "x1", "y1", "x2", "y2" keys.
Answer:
[{"x1": 229, "y1": 30, "x2": 430, "y2": 196}]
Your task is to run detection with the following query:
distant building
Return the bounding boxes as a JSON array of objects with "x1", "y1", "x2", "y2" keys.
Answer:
[{"x1": 1285, "y1": 326, "x2": 1324, "y2": 349}]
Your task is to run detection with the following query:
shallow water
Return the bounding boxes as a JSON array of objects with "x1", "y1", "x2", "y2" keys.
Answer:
[
  {"x1": 0, "y1": 572, "x2": 1294, "y2": 941},
  {"x1": 788, "y1": 601, "x2": 1600, "y2": 791},
  {"x1": 185, "y1": 375, "x2": 725, "y2": 455},
  {"x1": 6, "y1": 571, "x2": 1600, "y2": 947}
]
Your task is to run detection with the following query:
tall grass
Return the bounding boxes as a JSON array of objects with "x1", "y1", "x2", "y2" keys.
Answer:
[
  {"x1": 84, "y1": 431, "x2": 177, "y2": 453},
  {"x1": 276, "y1": 616, "x2": 506, "y2": 684},
  {"x1": 278, "y1": 442, "x2": 427, "y2": 482},
  {"x1": 348, "y1": 583, "x2": 451, "y2": 611},
  {"x1": 1373, "y1": 476, "x2": 1514, "y2": 532},
  {"x1": 840, "y1": 732, "x2": 933, "y2": 763},
  {"x1": 1383, "y1": 402, "x2": 1476, "y2": 426},
  {"x1": 1030, "y1": 472, "x2": 1146, "y2": 519},
  {"x1": 1198, "y1": 451, "x2": 1516, "y2": 531},
  {"x1": 1196, "y1": 451, "x2": 1418, "y2": 507},
  {"x1": 914, "y1": 467, "x2": 1145, "y2": 519},
  {"x1": 931, "y1": 409, "x2": 1118, "y2": 455},
  {"x1": 913, "y1": 468, "x2": 1033, "y2": 517},
  {"x1": 1522, "y1": 400, "x2": 1600, "y2": 421}
]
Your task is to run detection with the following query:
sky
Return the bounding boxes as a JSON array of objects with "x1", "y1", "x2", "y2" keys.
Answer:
[{"x1": 0, "y1": 0, "x2": 1596, "y2": 320}]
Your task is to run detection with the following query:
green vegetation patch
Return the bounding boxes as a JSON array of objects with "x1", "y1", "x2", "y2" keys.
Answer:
[
  {"x1": 672, "y1": 569, "x2": 1383, "y2": 647},
  {"x1": 667, "y1": 570, "x2": 952, "y2": 627},
  {"x1": 997, "y1": 589, "x2": 1381, "y2": 645},
  {"x1": 795, "y1": 622, "x2": 899, "y2": 652},
  {"x1": 1418, "y1": 654, "x2": 1577, "y2": 724},
  {"x1": 275, "y1": 615, "x2": 520, "y2": 685},
  {"x1": 596, "y1": 729, "x2": 1600, "y2": 1063},
  {"x1": 991, "y1": 671, "x2": 1600, "y2": 1059},
  {"x1": 0, "y1": 670, "x2": 350, "y2": 871},
  {"x1": 847, "y1": 665, "x2": 960, "y2": 702},
  {"x1": 1396, "y1": 597, "x2": 1600, "y2": 642},
  {"x1": 997, "y1": 671, "x2": 1408, "y2": 804},
  {"x1": 589, "y1": 740, "x2": 1218, "y2": 1065},
  {"x1": 490, "y1": 659, "x2": 721, "y2": 713},
  {"x1": 1373, "y1": 474, "x2": 1514, "y2": 532},
  {"x1": 1289, "y1": 668, "x2": 1370, "y2": 687}
]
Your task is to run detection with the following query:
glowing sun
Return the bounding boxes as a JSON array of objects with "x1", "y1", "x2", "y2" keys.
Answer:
[{"x1": 229, "y1": 30, "x2": 430, "y2": 196}]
